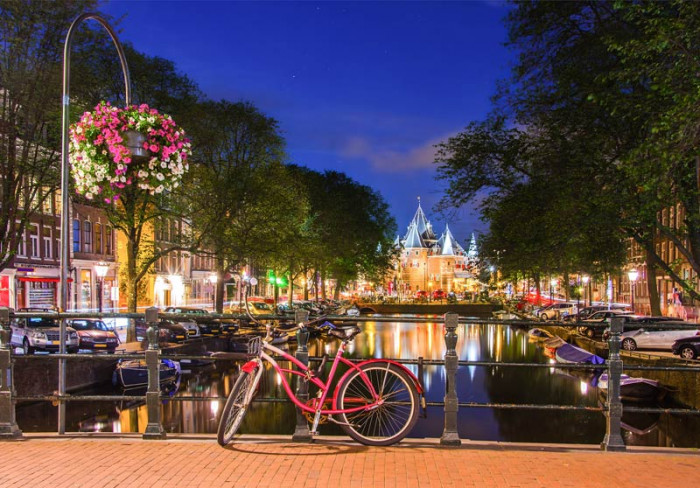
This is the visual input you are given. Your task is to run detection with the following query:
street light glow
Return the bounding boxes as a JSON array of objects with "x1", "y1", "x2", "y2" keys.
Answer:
[{"x1": 627, "y1": 269, "x2": 639, "y2": 282}]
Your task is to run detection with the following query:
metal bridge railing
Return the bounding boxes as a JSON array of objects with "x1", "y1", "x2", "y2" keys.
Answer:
[{"x1": 1, "y1": 308, "x2": 698, "y2": 450}]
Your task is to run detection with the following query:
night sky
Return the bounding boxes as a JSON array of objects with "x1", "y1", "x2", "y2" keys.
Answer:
[{"x1": 102, "y1": 0, "x2": 513, "y2": 245}]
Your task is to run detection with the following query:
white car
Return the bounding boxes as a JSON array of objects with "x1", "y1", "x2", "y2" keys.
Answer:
[
  {"x1": 10, "y1": 315, "x2": 79, "y2": 354},
  {"x1": 538, "y1": 303, "x2": 578, "y2": 321},
  {"x1": 621, "y1": 325, "x2": 699, "y2": 351}
]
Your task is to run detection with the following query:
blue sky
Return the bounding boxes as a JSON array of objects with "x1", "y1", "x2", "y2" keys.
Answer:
[{"x1": 102, "y1": 0, "x2": 513, "y2": 245}]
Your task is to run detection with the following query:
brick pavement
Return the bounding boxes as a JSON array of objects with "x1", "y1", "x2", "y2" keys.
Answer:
[{"x1": 0, "y1": 435, "x2": 698, "y2": 488}]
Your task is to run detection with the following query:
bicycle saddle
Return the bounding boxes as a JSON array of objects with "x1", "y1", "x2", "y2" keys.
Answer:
[{"x1": 328, "y1": 325, "x2": 361, "y2": 341}]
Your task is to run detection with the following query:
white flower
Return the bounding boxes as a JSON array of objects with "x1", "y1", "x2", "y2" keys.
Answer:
[
  {"x1": 155, "y1": 185, "x2": 164, "y2": 193},
  {"x1": 156, "y1": 173, "x2": 164, "y2": 181}
]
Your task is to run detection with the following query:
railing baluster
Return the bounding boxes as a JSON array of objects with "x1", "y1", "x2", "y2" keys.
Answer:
[
  {"x1": 293, "y1": 309, "x2": 312, "y2": 442},
  {"x1": 440, "y1": 312, "x2": 461, "y2": 446},
  {"x1": 0, "y1": 308, "x2": 22, "y2": 439},
  {"x1": 601, "y1": 316, "x2": 626, "y2": 451},
  {"x1": 143, "y1": 307, "x2": 166, "y2": 439}
]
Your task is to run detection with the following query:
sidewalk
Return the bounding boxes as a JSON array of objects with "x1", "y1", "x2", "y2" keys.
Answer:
[{"x1": 0, "y1": 435, "x2": 697, "y2": 488}]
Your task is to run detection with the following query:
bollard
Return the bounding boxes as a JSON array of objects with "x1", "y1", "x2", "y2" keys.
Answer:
[
  {"x1": 601, "y1": 316, "x2": 626, "y2": 451},
  {"x1": 0, "y1": 308, "x2": 22, "y2": 439},
  {"x1": 440, "y1": 312, "x2": 461, "y2": 446},
  {"x1": 292, "y1": 309, "x2": 312, "y2": 442},
  {"x1": 143, "y1": 307, "x2": 166, "y2": 439}
]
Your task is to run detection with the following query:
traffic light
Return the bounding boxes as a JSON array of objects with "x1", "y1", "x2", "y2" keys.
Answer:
[
  {"x1": 267, "y1": 269, "x2": 275, "y2": 283},
  {"x1": 275, "y1": 276, "x2": 288, "y2": 287}
]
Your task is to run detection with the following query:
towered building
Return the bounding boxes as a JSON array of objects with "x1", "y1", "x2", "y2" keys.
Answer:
[{"x1": 393, "y1": 200, "x2": 479, "y2": 298}]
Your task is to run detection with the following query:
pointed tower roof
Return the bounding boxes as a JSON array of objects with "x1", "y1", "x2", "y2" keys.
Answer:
[
  {"x1": 403, "y1": 221, "x2": 425, "y2": 249},
  {"x1": 439, "y1": 224, "x2": 465, "y2": 256},
  {"x1": 467, "y1": 233, "x2": 478, "y2": 259},
  {"x1": 393, "y1": 234, "x2": 402, "y2": 249}
]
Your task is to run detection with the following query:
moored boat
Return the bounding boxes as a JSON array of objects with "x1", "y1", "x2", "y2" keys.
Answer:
[
  {"x1": 555, "y1": 342, "x2": 605, "y2": 365},
  {"x1": 543, "y1": 336, "x2": 566, "y2": 358},
  {"x1": 596, "y1": 373, "x2": 665, "y2": 402},
  {"x1": 113, "y1": 358, "x2": 180, "y2": 388},
  {"x1": 528, "y1": 327, "x2": 554, "y2": 340}
]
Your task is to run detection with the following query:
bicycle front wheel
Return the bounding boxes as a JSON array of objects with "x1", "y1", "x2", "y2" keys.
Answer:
[
  {"x1": 217, "y1": 369, "x2": 258, "y2": 446},
  {"x1": 335, "y1": 363, "x2": 419, "y2": 446}
]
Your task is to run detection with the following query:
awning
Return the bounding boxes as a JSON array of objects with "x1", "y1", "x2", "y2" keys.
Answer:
[{"x1": 18, "y1": 277, "x2": 73, "y2": 283}]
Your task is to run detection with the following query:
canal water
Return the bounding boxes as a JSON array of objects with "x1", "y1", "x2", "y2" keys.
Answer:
[{"x1": 16, "y1": 319, "x2": 700, "y2": 447}]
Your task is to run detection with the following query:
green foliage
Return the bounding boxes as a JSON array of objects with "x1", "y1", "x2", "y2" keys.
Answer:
[{"x1": 436, "y1": 0, "x2": 700, "y2": 301}]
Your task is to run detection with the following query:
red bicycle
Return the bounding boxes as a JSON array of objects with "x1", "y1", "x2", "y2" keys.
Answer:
[{"x1": 215, "y1": 319, "x2": 423, "y2": 446}]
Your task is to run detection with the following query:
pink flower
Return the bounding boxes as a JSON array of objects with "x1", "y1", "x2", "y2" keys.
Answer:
[{"x1": 149, "y1": 144, "x2": 159, "y2": 152}]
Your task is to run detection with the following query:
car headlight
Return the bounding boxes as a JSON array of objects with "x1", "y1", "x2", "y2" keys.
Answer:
[
  {"x1": 70, "y1": 332, "x2": 78, "y2": 339},
  {"x1": 107, "y1": 338, "x2": 117, "y2": 343}
]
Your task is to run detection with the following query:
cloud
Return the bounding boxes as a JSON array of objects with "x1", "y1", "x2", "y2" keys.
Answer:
[{"x1": 341, "y1": 133, "x2": 454, "y2": 173}]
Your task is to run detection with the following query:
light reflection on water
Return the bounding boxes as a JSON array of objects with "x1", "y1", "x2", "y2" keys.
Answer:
[{"x1": 15, "y1": 319, "x2": 700, "y2": 447}]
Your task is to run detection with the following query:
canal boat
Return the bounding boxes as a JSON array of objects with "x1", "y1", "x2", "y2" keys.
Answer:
[
  {"x1": 596, "y1": 373, "x2": 665, "y2": 402},
  {"x1": 113, "y1": 358, "x2": 181, "y2": 388},
  {"x1": 543, "y1": 336, "x2": 566, "y2": 358},
  {"x1": 493, "y1": 310, "x2": 520, "y2": 320},
  {"x1": 527, "y1": 328, "x2": 553, "y2": 340},
  {"x1": 555, "y1": 343, "x2": 605, "y2": 365}
]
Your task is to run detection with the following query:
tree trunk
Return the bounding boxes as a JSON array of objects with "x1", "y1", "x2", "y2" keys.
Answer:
[{"x1": 645, "y1": 246, "x2": 662, "y2": 316}]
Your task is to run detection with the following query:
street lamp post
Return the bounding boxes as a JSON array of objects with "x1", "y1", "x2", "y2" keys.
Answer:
[
  {"x1": 94, "y1": 262, "x2": 109, "y2": 313},
  {"x1": 627, "y1": 269, "x2": 639, "y2": 313},
  {"x1": 59, "y1": 13, "x2": 137, "y2": 435},
  {"x1": 582, "y1": 275, "x2": 590, "y2": 306},
  {"x1": 210, "y1": 273, "x2": 218, "y2": 312}
]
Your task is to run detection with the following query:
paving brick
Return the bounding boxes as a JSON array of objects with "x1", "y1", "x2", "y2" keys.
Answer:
[{"x1": 0, "y1": 435, "x2": 699, "y2": 487}]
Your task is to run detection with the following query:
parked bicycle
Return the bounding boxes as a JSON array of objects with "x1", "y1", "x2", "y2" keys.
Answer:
[{"x1": 214, "y1": 282, "x2": 423, "y2": 446}]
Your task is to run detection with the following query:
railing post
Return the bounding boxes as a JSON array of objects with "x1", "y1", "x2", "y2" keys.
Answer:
[
  {"x1": 602, "y1": 316, "x2": 626, "y2": 451},
  {"x1": 441, "y1": 312, "x2": 461, "y2": 446},
  {"x1": 143, "y1": 307, "x2": 166, "y2": 439},
  {"x1": 0, "y1": 308, "x2": 22, "y2": 439},
  {"x1": 292, "y1": 309, "x2": 312, "y2": 442}
]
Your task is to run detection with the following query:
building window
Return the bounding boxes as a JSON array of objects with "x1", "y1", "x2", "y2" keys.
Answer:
[
  {"x1": 83, "y1": 221, "x2": 92, "y2": 253},
  {"x1": 29, "y1": 224, "x2": 39, "y2": 258},
  {"x1": 95, "y1": 223, "x2": 102, "y2": 254},
  {"x1": 16, "y1": 223, "x2": 26, "y2": 257},
  {"x1": 105, "y1": 226, "x2": 113, "y2": 255},
  {"x1": 72, "y1": 219, "x2": 80, "y2": 252},
  {"x1": 43, "y1": 226, "x2": 52, "y2": 259}
]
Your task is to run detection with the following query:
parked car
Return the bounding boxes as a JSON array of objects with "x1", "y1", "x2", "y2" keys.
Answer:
[
  {"x1": 135, "y1": 319, "x2": 188, "y2": 343},
  {"x1": 10, "y1": 313, "x2": 79, "y2": 354},
  {"x1": 671, "y1": 334, "x2": 700, "y2": 359},
  {"x1": 163, "y1": 306, "x2": 221, "y2": 336},
  {"x1": 576, "y1": 309, "x2": 636, "y2": 337},
  {"x1": 601, "y1": 315, "x2": 687, "y2": 341},
  {"x1": 620, "y1": 325, "x2": 699, "y2": 351},
  {"x1": 66, "y1": 319, "x2": 119, "y2": 353},
  {"x1": 537, "y1": 302, "x2": 578, "y2": 321},
  {"x1": 432, "y1": 289, "x2": 447, "y2": 301},
  {"x1": 563, "y1": 305, "x2": 629, "y2": 322},
  {"x1": 415, "y1": 290, "x2": 428, "y2": 302}
]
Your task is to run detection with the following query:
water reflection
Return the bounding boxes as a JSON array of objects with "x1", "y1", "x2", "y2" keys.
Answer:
[{"x1": 15, "y1": 320, "x2": 700, "y2": 447}]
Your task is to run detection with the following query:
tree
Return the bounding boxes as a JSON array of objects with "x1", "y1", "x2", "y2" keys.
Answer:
[
  {"x1": 289, "y1": 166, "x2": 397, "y2": 299},
  {"x1": 436, "y1": 1, "x2": 700, "y2": 311},
  {"x1": 185, "y1": 100, "x2": 306, "y2": 312},
  {"x1": 0, "y1": 0, "x2": 101, "y2": 272}
]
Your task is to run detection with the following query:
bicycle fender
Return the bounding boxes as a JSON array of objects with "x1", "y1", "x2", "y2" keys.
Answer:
[{"x1": 241, "y1": 360, "x2": 258, "y2": 374}]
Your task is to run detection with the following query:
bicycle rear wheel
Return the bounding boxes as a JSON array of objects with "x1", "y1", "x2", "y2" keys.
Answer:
[
  {"x1": 335, "y1": 363, "x2": 419, "y2": 446},
  {"x1": 217, "y1": 369, "x2": 258, "y2": 446}
]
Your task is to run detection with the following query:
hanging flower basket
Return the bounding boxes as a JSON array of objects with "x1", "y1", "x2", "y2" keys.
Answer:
[{"x1": 69, "y1": 101, "x2": 192, "y2": 203}]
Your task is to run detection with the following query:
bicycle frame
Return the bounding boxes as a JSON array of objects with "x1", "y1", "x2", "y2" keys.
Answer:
[{"x1": 243, "y1": 338, "x2": 386, "y2": 416}]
